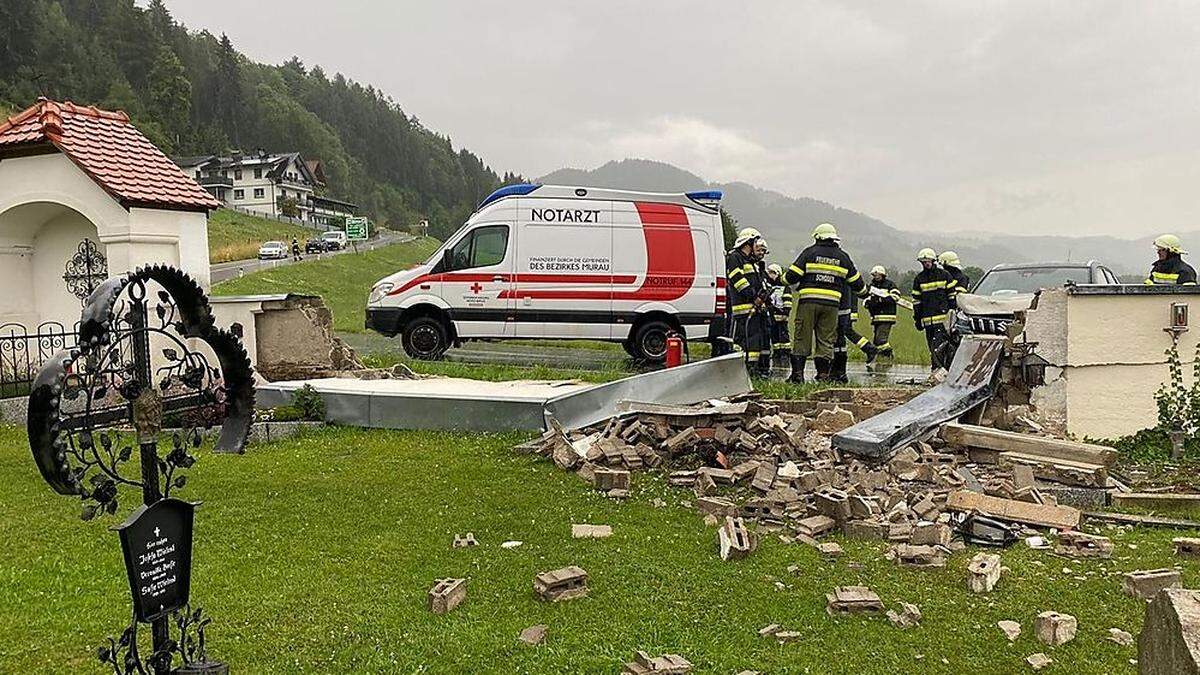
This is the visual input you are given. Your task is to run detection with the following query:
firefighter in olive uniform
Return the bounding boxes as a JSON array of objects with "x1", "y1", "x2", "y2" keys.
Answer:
[
  {"x1": 780, "y1": 223, "x2": 865, "y2": 383},
  {"x1": 865, "y1": 265, "x2": 900, "y2": 360},
  {"x1": 765, "y1": 263, "x2": 793, "y2": 372},
  {"x1": 726, "y1": 228, "x2": 769, "y2": 373},
  {"x1": 939, "y1": 251, "x2": 971, "y2": 306},
  {"x1": 912, "y1": 248, "x2": 954, "y2": 371},
  {"x1": 1146, "y1": 234, "x2": 1197, "y2": 286}
]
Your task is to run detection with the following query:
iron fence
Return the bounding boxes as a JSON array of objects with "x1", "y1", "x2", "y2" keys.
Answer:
[{"x1": 0, "y1": 321, "x2": 79, "y2": 399}]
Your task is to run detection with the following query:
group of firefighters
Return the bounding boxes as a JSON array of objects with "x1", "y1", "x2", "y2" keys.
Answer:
[{"x1": 726, "y1": 224, "x2": 1198, "y2": 383}]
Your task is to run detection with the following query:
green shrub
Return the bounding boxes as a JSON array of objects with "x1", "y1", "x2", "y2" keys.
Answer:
[{"x1": 291, "y1": 384, "x2": 326, "y2": 421}]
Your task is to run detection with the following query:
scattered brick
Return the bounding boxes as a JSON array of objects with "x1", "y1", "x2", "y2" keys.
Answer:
[
  {"x1": 1173, "y1": 537, "x2": 1200, "y2": 559},
  {"x1": 998, "y1": 620, "x2": 1022, "y2": 641},
  {"x1": 888, "y1": 544, "x2": 946, "y2": 569},
  {"x1": 593, "y1": 468, "x2": 631, "y2": 493},
  {"x1": 428, "y1": 578, "x2": 467, "y2": 615},
  {"x1": 1123, "y1": 569, "x2": 1182, "y2": 601},
  {"x1": 1026, "y1": 653, "x2": 1052, "y2": 671},
  {"x1": 718, "y1": 516, "x2": 756, "y2": 560},
  {"x1": 968, "y1": 552, "x2": 1002, "y2": 593},
  {"x1": 1055, "y1": 531, "x2": 1113, "y2": 559},
  {"x1": 758, "y1": 623, "x2": 781, "y2": 637},
  {"x1": 1034, "y1": 611, "x2": 1077, "y2": 646},
  {"x1": 911, "y1": 522, "x2": 952, "y2": 547},
  {"x1": 696, "y1": 496, "x2": 738, "y2": 517},
  {"x1": 795, "y1": 514, "x2": 837, "y2": 538},
  {"x1": 518, "y1": 624, "x2": 547, "y2": 646},
  {"x1": 571, "y1": 524, "x2": 613, "y2": 539},
  {"x1": 817, "y1": 542, "x2": 844, "y2": 558},
  {"x1": 826, "y1": 586, "x2": 884, "y2": 616},
  {"x1": 774, "y1": 630, "x2": 803, "y2": 643},
  {"x1": 452, "y1": 533, "x2": 478, "y2": 548},
  {"x1": 534, "y1": 566, "x2": 589, "y2": 602},
  {"x1": 1107, "y1": 628, "x2": 1133, "y2": 647},
  {"x1": 886, "y1": 602, "x2": 922, "y2": 628},
  {"x1": 622, "y1": 651, "x2": 692, "y2": 674}
]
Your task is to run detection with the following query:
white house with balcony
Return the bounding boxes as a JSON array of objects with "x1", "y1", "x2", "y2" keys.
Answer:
[{"x1": 175, "y1": 151, "x2": 355, "y2": 223}]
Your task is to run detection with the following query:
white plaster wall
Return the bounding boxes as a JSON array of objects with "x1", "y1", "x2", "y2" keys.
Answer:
[{"x1": 32, "y1": 210, "x2": 98, "y2": 327}]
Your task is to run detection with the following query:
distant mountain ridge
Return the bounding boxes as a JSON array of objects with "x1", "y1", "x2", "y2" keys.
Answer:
[{"x1": 539, "y1": 159, "x2": 1184, "y2": 275}]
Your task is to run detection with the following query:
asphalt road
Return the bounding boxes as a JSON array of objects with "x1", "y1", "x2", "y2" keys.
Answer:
[{"x1": 209, "y1": 232, "x2": 413, "y2": 283}]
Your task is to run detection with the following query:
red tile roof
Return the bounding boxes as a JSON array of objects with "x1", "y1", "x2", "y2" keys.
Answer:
[{"x1": 0, "y1": 98, "x2": 220, "y2": 212}]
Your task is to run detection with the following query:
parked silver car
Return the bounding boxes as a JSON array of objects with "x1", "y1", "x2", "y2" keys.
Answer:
[{"x1": 257, "y1": 241, "x2": 287, "y2": 260}]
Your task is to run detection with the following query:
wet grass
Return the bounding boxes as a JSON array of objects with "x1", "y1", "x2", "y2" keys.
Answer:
[{"x1": 0, "y1": 424, "x2": 1183, "y2": 673}]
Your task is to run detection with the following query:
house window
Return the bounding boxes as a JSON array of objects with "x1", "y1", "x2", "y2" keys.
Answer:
[
  {"x1": 194, "y1": 170, "x2": 201, "y2": 179},
  {"x1": 234, "y1": 170, "x2": 242, "y2": 180},
  {"x1": 233, "y1": 189, "x2": 244, "y2": 200},
  {"x1": 254, "y1": 168, "x2": 263, "y2": 179},
  {"x1": 254, "y1": 188, "x2": 265, "y2": 199},
  {"x1": 280, "y1": 190, "x2": 288, "y2": 199}
]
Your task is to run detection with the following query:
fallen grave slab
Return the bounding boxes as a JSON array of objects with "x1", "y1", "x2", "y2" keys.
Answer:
[
  {"x1": 946, "y1": 489, "x2": 1081, "y2": 530},
  {"x1": 1140, "y1": 588, "x2": 1200, "y2": 674}
]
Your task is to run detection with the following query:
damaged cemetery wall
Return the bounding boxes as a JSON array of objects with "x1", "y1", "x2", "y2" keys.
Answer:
[
  {"x1": 1024, "y1": 286, "x2": 1200, "y2": 439},
  {"x1": 211, "y1": 294, "x2": 362, "y2": 381}
]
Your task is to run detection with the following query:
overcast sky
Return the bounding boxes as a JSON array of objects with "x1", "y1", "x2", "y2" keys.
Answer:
[{"x1": 164, "y1": 0, "x2": 1200, "y2": 237}]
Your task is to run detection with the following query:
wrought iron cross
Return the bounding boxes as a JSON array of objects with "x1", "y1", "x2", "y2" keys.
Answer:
[{"x1": 63, "y1": 239, "x2": 108, "y2": 302}]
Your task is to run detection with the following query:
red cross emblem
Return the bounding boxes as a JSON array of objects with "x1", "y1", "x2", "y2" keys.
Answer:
[{"x1": 469, "y1": 282, "x2": 483, "y2": 294}]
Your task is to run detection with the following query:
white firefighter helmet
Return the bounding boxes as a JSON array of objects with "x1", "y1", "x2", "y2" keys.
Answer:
[{"x1": 734, "y1": 227, "x2": 761, "y2": 248}]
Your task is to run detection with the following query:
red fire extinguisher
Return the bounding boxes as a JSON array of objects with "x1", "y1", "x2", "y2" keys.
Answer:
[{"x1": 665, "y1": 332, "x2": 684, "y2": 368}]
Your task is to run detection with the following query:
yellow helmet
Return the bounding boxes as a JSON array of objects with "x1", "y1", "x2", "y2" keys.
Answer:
[
  {"x1": 1155, "y1": 234, "x2": 1187, "y2": 255},
  {"x1": 812, "y1": 223, "x2": 839, "y2": 241},
  {"x1": 917, "y1": 248, "x2": 937, "y2": 262},
  {"x1": 767, "y1": 263, "x2": 783, "y2": 277},
  {"x1": 734, "y1": 227, "x2": 761, "y2": 248},
  {"x1": 938, "y1": 250, "x2": 961, "y2": 267},
  {"x1": 870, "y1": 265, "x2": 887, "y2": 277}
]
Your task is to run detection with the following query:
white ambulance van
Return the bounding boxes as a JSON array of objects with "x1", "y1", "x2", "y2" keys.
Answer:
[{"x1": 365, "y1": 184, "x2": 726, "y2": 362}]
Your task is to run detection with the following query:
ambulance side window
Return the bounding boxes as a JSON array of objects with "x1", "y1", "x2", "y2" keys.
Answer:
[{"x1": 447, "y1": 225, "x2": 509, "y2": 271}]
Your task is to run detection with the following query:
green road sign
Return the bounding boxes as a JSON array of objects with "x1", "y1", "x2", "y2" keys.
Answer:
[{"x1": 345, "y1": 217, "x2": 369, "y2": 241}]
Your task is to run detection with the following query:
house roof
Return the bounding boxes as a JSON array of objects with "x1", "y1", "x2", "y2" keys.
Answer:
[{"x1": 0, "y1": 98, "x2": 220, "y2": 212}]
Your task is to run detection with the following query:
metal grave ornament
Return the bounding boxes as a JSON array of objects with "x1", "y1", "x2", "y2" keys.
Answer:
[{"x1": 27, "y1": 265, "x2": 253, "y2": 675}]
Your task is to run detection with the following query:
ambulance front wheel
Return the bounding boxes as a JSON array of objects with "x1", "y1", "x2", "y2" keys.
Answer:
[
  {"x1": 401, "y1": 316, "x2": 450, "y2": 360},
  {"x1": 631, "y1": 319, "x2": 674, "y2": 364}
]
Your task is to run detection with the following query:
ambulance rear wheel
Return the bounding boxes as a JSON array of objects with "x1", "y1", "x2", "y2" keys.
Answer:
[
  {"x1": 632, "y1": 320, "x2": 673, "y2": 363},
  {"x1": 402, "y1": 316, "x2": 449, "y2": 360}
]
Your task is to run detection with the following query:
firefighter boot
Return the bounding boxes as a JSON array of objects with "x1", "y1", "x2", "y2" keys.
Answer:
[
  {"x1": 788, "y1": 355, "x2": 806, "y2": 383},
  {"x1": 772, "y1": 350, "x2": 790, "y2": 374},
  {"x1": 757, "y1": 353, "x2": 772, "y2": 378},
  {"x1": 831, "y1": 351, "x2": 850, "y2": 383},
  {"x1": 814, "y1": 357, "x2": 832, "y2": 382},
  {"x1": 863, "y1": 342, "x2": 879, "y2": 365}
]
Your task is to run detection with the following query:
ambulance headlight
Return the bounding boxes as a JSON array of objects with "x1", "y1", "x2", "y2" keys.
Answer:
[{"x1": 368, "y1": 282, "x2": 394, "y2": 304}]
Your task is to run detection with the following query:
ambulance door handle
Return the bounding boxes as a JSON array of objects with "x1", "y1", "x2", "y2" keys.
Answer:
[{"x1": 492, "y1": 275, "x2": 505, "y2": 282}]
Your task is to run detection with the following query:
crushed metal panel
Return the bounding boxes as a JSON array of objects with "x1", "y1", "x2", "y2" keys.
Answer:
[
  {"x1": 543, "y1": 353, "x2": 752, "y2": 431},
  {"x1": 832, "y1": 335, "x2": 1007, "y2": 460}
]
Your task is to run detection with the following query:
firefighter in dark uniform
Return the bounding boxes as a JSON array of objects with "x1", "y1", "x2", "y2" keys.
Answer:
[
  {"x1": 765, "y1": 263, "x2": 793, "y2": 372},
  {"x1": 865, "y1": 265, "x2": 900, "y2": 360},
  {"x1": 780, "y1": 223, "x2": 865, "y2": 383},
  {"x1": 1146, "y1": 234, "x2": 1197, "y2": 285},
  {"x1": 291, "y1": 237, "x2": 302, "y2": 261},
  {"x1": 725, "y1": 227, "x2": 769, "y2": 374},
  {"x1": 751, "y1": 237, "x2": 774, "y2": 375},
  {"x1": 831, "y1": 286, "x2": 877, "y2": 382},
  {"x1": 939, "y1": 251, "x2": 971, "y2": 305},
  {"x1": 912, "y1": 248, "x2": 953, "y2": 371}
]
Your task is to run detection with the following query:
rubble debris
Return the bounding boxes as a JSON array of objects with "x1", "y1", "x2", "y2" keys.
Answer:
[
  {"x1": 940, "y1": 422, "x2": 1117, "y2": 467},
  {"x1": 812, "y1": 406, "x2": 856, "y2": 434},
  {"x1": 1113, "y1": 492, "x2": 1200, "y2": 510},
  {"x1": 1107, "y1": 628, "x2": 1134, "y2": 647},
  {"x1": 887, "y1": 544, "x2": 946, "y2": 569},
  {"x1": 622, "y1": 651, "x2": 693, "y2": 674},
  {"x1": 501, "y1": 540, "x2": 523, "y2": 549},
  {"x1": 1139, "y1": 588, "x2": 1200, "y2": 674},
  {"x1": 452, "y1": 533, "x2": 478, "y2": 548},
  {"x1": 998, "y1": 620, "x2": 1022, "y2": 641},
  {"x1": 572, "y1": 524, "x2": 613, "y2": 539},
  {"x1": 774, "y1": 630, "x2": 803, "y2": 643},
  {"x1": 696, "y1": 496, "x2": 739, "y2": 518},
  {"x1": 1034, "y1": 611, "x2": 1078, "y2": 646},
  {"x1": 758, "y1": 624, "x2": 781, "y2": 637},
  {"x1": 534, "y1": 566, "x2": 589, "y2": 602},
  {"x1": 886, "y1": 602, "x2": 922, "y2": 628},
  {"x1": 826, "y1": 586, "x2": 884, "y2": 616},
  {"x1": 1055, "y1": 531, "x2": 1113, "y2": 558},
  {"x1": 1025, "y1": 653, "x2": 1052, "y2": 671},
  {"x1": 796, "y1": 515, "x2": 837, "y2": 538},
  {"x1": 1123, "y1": 569, "x2": 1183, "y2": 601},
  {"x1": 593, "y1": 468, "x2": 631, "y2": 494},
  {"x1": 518, "y1": 624, "x2": 547, "y2": 646},
  {"x1": 967, "y1": 553, "x2": 1002, "y2": 593},
  {"x1": 911, "y1": 522, "x2": 952, "y2": 547},
  {"x1": 1175, "y1": 538, "x2": 1200, "y2": 558},
  {"x1": 718, "y1": 516, "x2": 756, "y2": 560},
  {"x1": 946, "y1": 489, "x2": 1080, "y2": 530},
  {"x1": 428, "y1": 578, "x2": 467, "y2": 615},
  {"x1": 817, "y1": 542, "x2": 844, "y2": 558},
  {"x1": 693, "y1": 470, "x2": 717, "y2": 496}
]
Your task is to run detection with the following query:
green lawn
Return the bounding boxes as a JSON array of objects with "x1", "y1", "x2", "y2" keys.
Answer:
[
  {"x1": 0, "y1": 424, "x2": 1180, "y2": 673},
  {"x1": 206, "y1": 208, "x2": 321, "y2": 263},
  {"x1": 212, "y1": 237, "x2": 442, "y2": 333}
]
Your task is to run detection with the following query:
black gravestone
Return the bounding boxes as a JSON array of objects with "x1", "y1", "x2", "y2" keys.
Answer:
[{"x1": 115, "y1": 498, "x2": 195, "y2": 623}]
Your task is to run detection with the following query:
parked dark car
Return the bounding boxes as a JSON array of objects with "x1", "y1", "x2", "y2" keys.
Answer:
[{"x1": 304, "y1": 239, "x2": 328, "y2": 254}]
